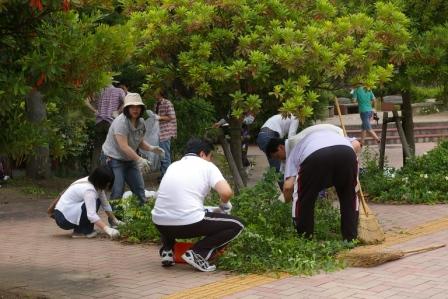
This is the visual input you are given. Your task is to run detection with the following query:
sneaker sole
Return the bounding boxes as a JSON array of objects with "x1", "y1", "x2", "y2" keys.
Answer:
[
  {"x1": 181, "y1": 254, "x2": 216, "y2": 272},
  {"x1": 161, "y1": 260, "x2": 175, "y2": 267}
]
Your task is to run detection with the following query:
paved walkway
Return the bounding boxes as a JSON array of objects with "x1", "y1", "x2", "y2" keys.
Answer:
[{"x1": 1, "y1": 112, "x2": 448, "y2": 298}]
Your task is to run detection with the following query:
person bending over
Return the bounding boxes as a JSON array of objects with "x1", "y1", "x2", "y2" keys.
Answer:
[{"x1": 277, "y1": 129, "x2": 361, "y2": 241}]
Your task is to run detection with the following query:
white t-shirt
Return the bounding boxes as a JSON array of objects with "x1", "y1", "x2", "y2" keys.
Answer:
[
  {"x1": 261, "y1": 114, "x2": 299, "y2": 138},
  {"x1": 151, "y1": 155, "x2": 225, "y2": 226},
  {"x1": 55, "y1": 177, "x2": 112, "y2": 225},
  {"x1": 281, "y1": 124, "x2": 345, "y2": 172}
]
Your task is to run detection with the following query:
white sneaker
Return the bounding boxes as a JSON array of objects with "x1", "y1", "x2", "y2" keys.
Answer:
[
  {"x1": 160, "y1": 249, "x2": 174, "y2": 267},
  {"x1": 72, "y1": 231, "x2": 98, "y2": 239},
  {"x1": 181, "y1": 250, "x2": 216, "y2": 272}
]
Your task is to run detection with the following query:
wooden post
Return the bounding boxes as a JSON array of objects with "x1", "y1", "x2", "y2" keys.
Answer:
[
  {"x1": 392, "y1": 110, "x2": 412, "y2": 160},
  {"x1": 379, "y1": 112, "x2": 388, "y2": 170},
  {"x1": 218, "y1": 134, "x2": 244, "y2": 194}
]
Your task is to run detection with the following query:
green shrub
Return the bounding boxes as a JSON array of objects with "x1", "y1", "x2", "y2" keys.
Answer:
[
  {"x1": 410, "y1": 85, "x2": 442, "y2": 102},
  {"x1": 361, "y1": 140, "x2": 448, "y2": 203}
]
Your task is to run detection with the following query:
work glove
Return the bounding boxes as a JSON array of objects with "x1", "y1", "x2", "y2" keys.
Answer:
[
  {"x1": 104, "y1": 226, "x2": 120, "y2": 239},
  {"x1": 150, "y1": 145, "x2": 165, "y2": 158},
  {"x1": 219, "y1": 201, "x2": 233, "y2": 214},
  {"x1": 111, "y1": 218, "x2": 125, "y2": 228},
  {"x1": 278, "y1": 193, "x2": 285, "y2": 203},
  {"x1": 137, "y1": 157, "x2": 152, "y2": 174}
]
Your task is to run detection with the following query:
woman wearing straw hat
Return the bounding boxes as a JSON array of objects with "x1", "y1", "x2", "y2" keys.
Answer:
[{"x1": 102, "y1": 92, "x2": 165, "y2": 206}]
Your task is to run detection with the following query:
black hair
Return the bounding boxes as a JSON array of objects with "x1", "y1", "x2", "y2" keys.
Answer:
[
  {"x1": 265, "y1": 138, "x2": 285, "y2": 158},
  {"x1": 185, "y1": 137, "x2": 215, "y2": 156},
  {"x1": 88, "y1": 165, "x2": 115, "y2": 190},
  {"x1": 123, "y1": 105, "x2": 145, "y2": 119}
]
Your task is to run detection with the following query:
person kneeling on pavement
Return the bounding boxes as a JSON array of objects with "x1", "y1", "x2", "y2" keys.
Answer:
[
  {"x1": 50, "y1": 166, "x2": 122, "y2": 239},
  {"x1": 151, "y1": 138, "x2": 244, "y2": 272}
]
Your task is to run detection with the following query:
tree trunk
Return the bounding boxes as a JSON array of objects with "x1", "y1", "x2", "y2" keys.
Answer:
[
  {"x1": 25, "y1": 89, "x2": 51, "y2": 179},
  {"x1": 401, "y1": 89, "x2": 416, "y2": 157},
  {"x1": 218, "y1": 133, "x2": 244, "y2": 194},
  {"x1": 228, "y1": 117, "x2": 247, "y2": 185}
]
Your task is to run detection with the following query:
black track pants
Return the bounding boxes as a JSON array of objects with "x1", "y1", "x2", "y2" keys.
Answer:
[
  {"x1": 294, "y1": 145, "x2": 358, "y2": 241},
  {"x1": 155, "y1": 212, "x2": 244, "y2": 260}
]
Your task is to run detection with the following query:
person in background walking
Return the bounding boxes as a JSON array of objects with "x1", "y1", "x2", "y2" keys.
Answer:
[
  {"x1": 352, "y1": 85, "x2": 381, "y2": 145},
  {"x1": 256, "y1": 113, "x2": 299, "y2": 188},
  {"x1": 86, "y1": 84, "x2": 125, "y2": 170},
  {"x1": 154, "y1": 89, "x2": 177, "y2": 181}
]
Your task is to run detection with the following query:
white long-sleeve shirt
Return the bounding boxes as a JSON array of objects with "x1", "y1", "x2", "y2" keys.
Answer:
[
  {"x1": 55, "y1": 177, "x2": 112, "y2": 225},
  {"x1": 261, "y1": 114, "x2": 299, "y2": 138}
]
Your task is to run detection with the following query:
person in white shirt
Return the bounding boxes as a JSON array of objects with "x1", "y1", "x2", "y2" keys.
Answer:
[
  {"x1": 151, "y1": 138, "x2": 244, "y2": 272},
  {"x1": 268, "y1": 129, "x2": 361, "y2": 241},
  {"x1": 52, "y1": 166, "x2": 122, "y2": 239},
  {"x1": 256, "y1": 114, "x2": 299, "y2": 188}
]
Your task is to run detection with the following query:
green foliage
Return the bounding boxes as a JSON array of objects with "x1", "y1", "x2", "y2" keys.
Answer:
[
  {"x1": 361, "y1": 141, "x2": 448, "y2": 204},
  {"x1": 171, "y1": 98, "x2": 216, "y2": 158},
  {"x1": 125, "y1": 0, "x2": 409, "y2": 123},
  {"x1": 410, "y1": 86, "x2": 443, "y2": 103},
  {"x1": 0, "y1": 2, "x2": 133, "y2": 166},
  {"x1": 112, "y1": 196, "x2": 160, "y2": 243}
]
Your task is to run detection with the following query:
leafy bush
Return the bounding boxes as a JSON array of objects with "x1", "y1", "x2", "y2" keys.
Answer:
[
  {"x1": 112, "y1": 196, "x2": 160, "y2": 243},
  {"x1": 171, "y1": 98, "x2": 216, "y2": 158},
  {"x1": 361, "y1": 141, "x2": 448, "y2": 203},
  {"x1": 117, "y1": 170, "x2": 353, "y2": 274},
  {"x1": 410, "y1": 85, "x2": 442, "y2": 102}
]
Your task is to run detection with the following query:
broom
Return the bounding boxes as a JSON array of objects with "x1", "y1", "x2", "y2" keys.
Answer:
[
  {"x1": 334, "y1": 97, "x2": 385, "y2": 244},
  {"x1": 340, "y1": 244, "x2": 445, "y2": 267}
]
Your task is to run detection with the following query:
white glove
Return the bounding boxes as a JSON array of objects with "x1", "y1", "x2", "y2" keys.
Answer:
[
  {"x1": 137, "y1": 157, "x2": 151, "y2": 174},
  {"x1": 219, "y1": 202, "x2": 233, "y2": 214},
  {"x1": 104, "y1": 226, "x2": 120, "y2": 239},
  {"x1": 111, "y1": 218, "x2": 124, "y2": 227},
  {"x1": 278, "y1": 193, "x2": 285, "y2": 203},
  {"x1": 150, "y1": 146, "x2": 165, "y2": 158}
]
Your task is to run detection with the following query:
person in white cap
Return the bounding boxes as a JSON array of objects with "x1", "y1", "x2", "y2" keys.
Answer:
[{"x1": 102, "y1": 93, "x2": 164, "y2": 206}]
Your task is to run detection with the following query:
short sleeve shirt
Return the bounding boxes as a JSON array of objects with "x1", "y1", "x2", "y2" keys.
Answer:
[
  {"x1": 155, "y1": 98, "x2": 177, "y2": 141},
  {"x1": 95, "y1": 85, "x2": 125, "y2": 124},
  {"x1": 284, "y1": 130, "x2": 353, "y2": 179},
  {"x1": 261, "y1": 114, "x2": 299, "y2": 138},
  {"x1": 353, "y1": 87, "x2": 375, "y2": 113},
  {"x1": 102, "y1": 114, "x2": 146, "y2": 161},
  {"x1": 151, "y1": 155, "x2": 225, "y2": 226}
]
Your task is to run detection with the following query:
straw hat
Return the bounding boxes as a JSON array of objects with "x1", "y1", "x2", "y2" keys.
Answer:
[{"x1": 123, "y1": 93, "x2": 145, "y2": 109}]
